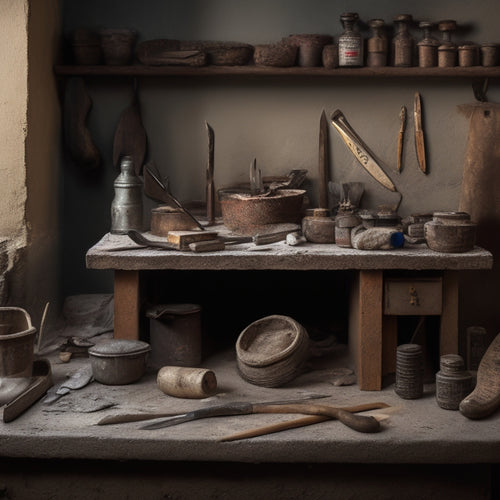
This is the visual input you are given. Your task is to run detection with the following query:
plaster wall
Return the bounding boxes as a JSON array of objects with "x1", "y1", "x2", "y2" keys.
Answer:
[
  {"x1": 0, "y1": 0, "x2": 61, "y2": 328},
  {"x1": 0, "y1": 0, "x2": 29, "y2": 258}
]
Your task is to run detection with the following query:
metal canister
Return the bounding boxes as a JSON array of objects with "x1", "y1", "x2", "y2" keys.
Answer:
[
  {"x1": 480, "y1": 43, "x2": 498, "y2": 66},
  {"x1": 435, "y1": 354, "x2": 474, "y2": 410},
  {"x1": 302, "y1": 208, "x2": 335, "y2": 243},
  {"x1": 335, "y1": 213, "x2": 361, "y2": 247},
  {"x1": 458, "y1": 44, "x2": 479, "y2": 67},
  {"x1": 110, "y1": 155, "x2": 143, "y2": 234},
  {"x1": 395, "y1": 344, "x2": 424, "y2": 399},
  {"x1": 146, "y1": 303, "x2": 202, "y2": 368}
]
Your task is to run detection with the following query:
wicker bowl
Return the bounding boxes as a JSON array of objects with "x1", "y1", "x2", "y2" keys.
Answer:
[
  {"x1": 179, "y1": 41, "x2": 254, "y2": 65},
  {"x1": 236, "y1": 315, "x2": 310, "y2": 387},
  {"x1": 253, "y1": 43, "x2": 298, "y2": 67}
]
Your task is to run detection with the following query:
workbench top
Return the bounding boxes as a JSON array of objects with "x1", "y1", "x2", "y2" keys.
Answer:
[
  {"x1": 1, "y1": 348, "x2": 499, "y2": 465},
  {"x1": 86, "y1": 230, "x2": 493, "y2": 272}
]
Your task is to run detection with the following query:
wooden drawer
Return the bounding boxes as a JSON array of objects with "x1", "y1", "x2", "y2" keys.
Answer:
[{"x1": 384, "y1": 277, "x2": 442, "y2": 315}]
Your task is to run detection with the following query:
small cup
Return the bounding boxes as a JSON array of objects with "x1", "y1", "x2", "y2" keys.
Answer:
[{"x1": 99, "y1": 28, "x2": 137, "y2": 65}]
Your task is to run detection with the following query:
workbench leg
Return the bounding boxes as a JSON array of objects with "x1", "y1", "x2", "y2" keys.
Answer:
[
  {"x1": 114, "y1": 270, "x2": 140, "y2": 340},
  {"x1": 349, "y1": 270, "x2": 384, "y2": 390},
  {"x1": 440, "y1": 270, "x2": 459, "y2": 355}
]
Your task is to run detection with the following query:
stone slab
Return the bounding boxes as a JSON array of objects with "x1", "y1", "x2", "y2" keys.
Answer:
[{"x1": 1, "y1": 348, "x2": 499, "y2": 465}]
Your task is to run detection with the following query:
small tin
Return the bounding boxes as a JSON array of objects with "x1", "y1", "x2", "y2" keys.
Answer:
[
  {"x1": 302, "y1": 208, "x2": 335, "y2": 243},
  {"x1": 438, "y1": 44, "x2": 457, "y2": 67},
  {"x1": 395, "y1": 343, "x2": 424, "y2": 399},
  {"x1": 435, "y1": 354, "x2": 474, "y2": 410},
  {"x1": 322, "y1": 44, "x2": 339, "y2": 69},
  {"x1": 458, "y1": 44, "x2": 479, "y2": 67},
  {"x1": 481, "y1": 43, "x2": 499, "y2": 67},
  {"x1": 335, "y1": 214, "x2": 361, "y2": 248}
]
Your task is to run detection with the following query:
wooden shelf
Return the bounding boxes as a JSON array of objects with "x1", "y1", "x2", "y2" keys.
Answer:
[{"x1": 54, "y1": 64, "x2": 500, "y2": 79}]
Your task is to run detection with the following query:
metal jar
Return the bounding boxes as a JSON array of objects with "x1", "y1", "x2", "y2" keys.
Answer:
[
  {"x1": 436, "y1": 354, "x2": 474, "y2": 410},
  {"x1": 0, "y1": 307, "x2": 36, "y2": 378},
  {"x1": 302, "y1": 208, "x2": 335, "y2": 243},
  {"x1": 395, "y1": 343, "x2": 424, "y2": 399},
  {"x1": 146, "y1": 303, "x2": 202, "y2": 368},
  {"x1": 110, "y1": 155, "x2": 143, "y2": 234}
]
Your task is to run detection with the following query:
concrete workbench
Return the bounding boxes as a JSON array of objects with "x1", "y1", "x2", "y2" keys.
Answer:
[
  {"x1": 86, "y1": 230, "x2": 493, "y2": 391},
  {"x1": 1, "y1": 346, "x2": 499, "y2": 498}
]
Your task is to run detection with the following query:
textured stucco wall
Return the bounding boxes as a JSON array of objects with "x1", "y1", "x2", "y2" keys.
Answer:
[
  {"x1": 0, "y1": 0, "x2": 61, "y2": 329},
  {"x1": 0, "y1": 0, "x2": 29, "y2": 304}
]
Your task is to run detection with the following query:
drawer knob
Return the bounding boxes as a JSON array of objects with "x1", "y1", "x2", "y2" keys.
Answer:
[{"x1": 409, "y1": 286, "x2": 420, "y2": 306}]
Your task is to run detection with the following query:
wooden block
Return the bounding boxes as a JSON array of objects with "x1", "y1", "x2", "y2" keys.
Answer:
[
  {"x1": 114, "y1": 270, "x2": 140, "y2": 340},
  {"x1": 440, "y1": 270, "x2": 459, "y2": 355},
  {"x1": 382, "y1": 315, "x2": 398, "y2": 376},
  {"x1": 167, "y1": 230, "x2": 218, "y2": 250},
  {"x1": 349, "y1": 270, "x2": 384, "y2": 390},
  {"x1": 384, "y1": 277, "x2": 442, "y2": 316}
]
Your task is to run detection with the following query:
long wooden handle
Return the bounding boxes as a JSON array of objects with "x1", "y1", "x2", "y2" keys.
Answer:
[
  {"x1": 220, "y1": 402, "x2": 390, "y2": 441},
  {"x1": 397, "y1": 131, "x2": 404, "y2": 172},
  {"x1": 253, "y1": 403, "x2": 381, "y2": 433}
]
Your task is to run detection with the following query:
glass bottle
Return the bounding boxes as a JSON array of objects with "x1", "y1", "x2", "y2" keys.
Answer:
[
  {"x1": 111, "y1": 155, "x2": 143, "y2": 234},
  {"x1": 338, "y1": 12, "x2": 363, "y2": 67},
  {"x1": 392, "y1": 14, "x2": 414, "y2": 67},
  {"x1": 417, "y1": 21, "x2": 439, "y2": 67},
  {"x1": 367, "y1": 19, "x2": 388, "y2": 67}
]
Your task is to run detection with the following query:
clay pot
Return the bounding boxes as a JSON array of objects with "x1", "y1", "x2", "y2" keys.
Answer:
[
  {"x1": 100, "y1": 29, "x2": 137, "y2": 65},
  {"x1": 424, "y1": 211, "x2": 477, "y2": 253}
]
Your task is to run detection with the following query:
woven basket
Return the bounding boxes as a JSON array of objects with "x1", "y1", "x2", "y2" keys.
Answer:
[
  {"x1": 179, "y1": 41, "x2": 254, "y2": 65},
  {"x1": 253, "y1": 42, "x2": 298, "y2": 67},
  {"x1": 236, "y1": 315, "x2": 310, "y2": 387}
]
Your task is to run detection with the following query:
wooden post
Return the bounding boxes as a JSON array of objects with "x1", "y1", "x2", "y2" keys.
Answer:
[
  {"x1": 349, "y1": 270, "x2": 384, "y2": 390},
  {"x1": 440, "y1": 270, "x2": 459, "y2": 355},
  {"x1": 114, "y1": 270, "x2": 140, "y2": 340}
]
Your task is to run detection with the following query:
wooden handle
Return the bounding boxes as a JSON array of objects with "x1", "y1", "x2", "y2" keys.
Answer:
[{"x1": 253, "y1": 403, "x2": 381, "y2": 433}]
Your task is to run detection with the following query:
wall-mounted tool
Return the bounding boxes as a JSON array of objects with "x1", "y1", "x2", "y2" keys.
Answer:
[
  {"x1": 397, "y1": 105, "x2": 407, "y2": 172},
  {"x1": 318, "y1": 110, "x2": 330, "y2": 208},
  {"x1": 205, "y1": 121, "x2": 216, "y2": 225},
  {"x1": 330, "y1": 110, "x2": 396, "y2": 192},
  {"x1": 414, "y1": 92, "x2": 427, "y2": 174}
]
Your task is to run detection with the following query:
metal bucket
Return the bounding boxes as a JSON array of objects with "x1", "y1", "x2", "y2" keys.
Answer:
[
  {"x1": 0, "y1": 307, "x2": 36, "y2": 378},
  {"x1": 146, "y1": 303, "x2": 202, "y2": 369}
]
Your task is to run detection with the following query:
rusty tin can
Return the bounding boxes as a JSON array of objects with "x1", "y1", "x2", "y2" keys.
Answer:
[
  {"x1": 146, "y1": 303, "x2": 202, "y2": 369},
  {"x1": 302, "y1": 208, "x2": 335, "y2": 243}
]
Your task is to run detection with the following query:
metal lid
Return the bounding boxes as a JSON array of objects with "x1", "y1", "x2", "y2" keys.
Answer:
[
  {"x1": 88, "y1": 339, "x2": 150, "y2": 358},
  {"x1": 146, "y1": 303, "x2": 201, "y2": 319}
]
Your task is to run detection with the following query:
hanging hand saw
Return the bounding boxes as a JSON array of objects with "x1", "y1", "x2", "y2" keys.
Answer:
[{"x1": 330, "y1": 109, "x2": 397, "y2": 192}]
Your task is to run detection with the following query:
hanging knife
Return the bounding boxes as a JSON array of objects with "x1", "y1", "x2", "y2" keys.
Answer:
[
  {"x1": 414, "y1": 92, "x2": 427, "y2": 174},
  {"x1": 205, "y1": 121, "x2": 215, "y2": 226},
  {"x1": 140, "y1": 397, "x2": 382, "y2": 433},
  {"x1": 318, "y1": 110, "x2": 329, "y2": 208},
  {"x1": 330, "y1": 110, "x2": 396, "y2": 192},
  {"x1": 397, "y1": 105, "x2": 406, "y2": 173}
]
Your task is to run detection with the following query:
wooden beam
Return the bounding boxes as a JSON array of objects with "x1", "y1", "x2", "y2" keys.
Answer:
[{"x1": 114, "y1": 270, "x2": 140, "y2": 340}]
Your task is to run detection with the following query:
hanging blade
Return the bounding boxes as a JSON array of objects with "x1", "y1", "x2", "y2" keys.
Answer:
[
  {"x1": 330, "y1": 110, "x2": 397, "y2": 192},
  {"x1": 205, "y1": 121, "x2": 215, "y2": 226},
  {"x1": 318, "y1": 110, "x2": 329, "y2": 208},
  {"x1": 414, "y1": 92, "x2": 427, "y2": 174},
  {"x1": 397, "y1": 105, "x2": 407, "y2": 173}
]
